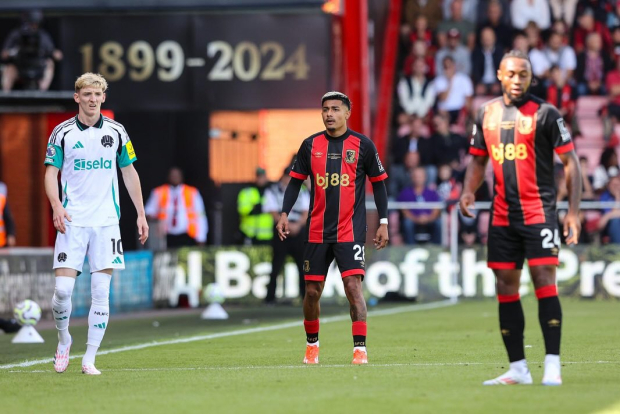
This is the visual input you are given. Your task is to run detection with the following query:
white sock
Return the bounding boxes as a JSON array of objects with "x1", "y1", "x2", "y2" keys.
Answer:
[
  {"x1": 83, "y1": 272, "x2": 111, "y2": 366},
  {"x1": 52, "y1": 276, "x2": 75, "y2": 346},
  {"x1": 307, "y1": 341, "x2": 319, "y2": 347},
  {"x1": 544, "y1": 354, "x2": 561, "y2": 376},
  {"x1": 509, "y1": 359, "x2": 529, "y2": 374},
  {"x1": 354, "y1": 346, "x2": 367, "y2": 352}
]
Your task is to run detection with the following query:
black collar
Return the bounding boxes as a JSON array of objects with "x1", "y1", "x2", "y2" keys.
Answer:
[{"x1": 76, "y1": 114, "x2": 104, "y2": 131}]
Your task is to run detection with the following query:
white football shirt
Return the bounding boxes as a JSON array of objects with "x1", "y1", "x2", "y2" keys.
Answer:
[{"x1": 44, "y1": 115, "x2": 137, "y2": 227}]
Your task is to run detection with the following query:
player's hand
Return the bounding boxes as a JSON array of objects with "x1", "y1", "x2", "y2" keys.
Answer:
[
  {"x1": 52, "y1": 204, "x2": 72, "y2": 234},
  {"x1": 374, "y1": 224, "x2": 389, "y2": 250},
  {"x1": 459, "y1": 192, "x2": 476, "y2": 218},
  {"x1": 137, "y1": 215, "x2": 149, "y2": 245},
  {"x1": 276, "y1": 213, "x2": 290, "y2": 241},
  {"x1": 563, "y1": 211, "x2": 581, "y2": 246}
]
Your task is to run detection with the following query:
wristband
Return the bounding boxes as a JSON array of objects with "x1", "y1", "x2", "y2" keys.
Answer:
[{"x1": 379, "y1": 218, "x2": 388, "y2": 225}]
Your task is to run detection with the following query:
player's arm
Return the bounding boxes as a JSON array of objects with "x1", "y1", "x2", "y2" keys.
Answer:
[
  {"x1": 277, "y1": 178, "x2": 303, "y2": 241},
  {"x1": 44, "y1": 165, "x2": 71, "y2": 234},
  {"x1": 460, "y1": 108, "x2": 488, "y2": 218},
  {"x1": 372, "y1": 180, "x2": 389, "y2": 250},
  {"x1": 121, "y1": 164, "x2": 149, "y2": 245},
  {"x1": 558, "y1": 150, "x2": 582, "y2": 245}
]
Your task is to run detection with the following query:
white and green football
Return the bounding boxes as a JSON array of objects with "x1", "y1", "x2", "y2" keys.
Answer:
[
  {"x1": 13, "y1": 300, "x2": 42, "y2": 326},
  {"x1": 203, "y1": 283, "x2": 225, "y2": 304}
]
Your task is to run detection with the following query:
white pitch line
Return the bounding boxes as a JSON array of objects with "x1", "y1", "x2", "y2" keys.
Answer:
[
  {"x1": 6, "y1": 360, "x2": 619, "y2": 374},
  {"x1": 0, "y1": 300, "x2": 454, "y2": 370}
]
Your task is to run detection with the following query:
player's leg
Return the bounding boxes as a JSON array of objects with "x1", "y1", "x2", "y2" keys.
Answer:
[
  {"x1": 301, "y1": 243, "x2": 331, "y2": 364},
  {"x1": 484, "y1": 226, "x2": 531, "y2": 385},
  {"x1": 265, "y1": 236, "x2": 288, "y2": 304},
  {"x1": 81, "y1": 226, "x2": 124, "y2": 374},
  {"x1": 334, "y1": 242, "x2": 367, "y2": 364},
  {"x1": 51, "y1": 225, "x2": 87, "y2": 373},
  {"x1": 530, "y1": 265, "x2": 562, "y2": 385}
]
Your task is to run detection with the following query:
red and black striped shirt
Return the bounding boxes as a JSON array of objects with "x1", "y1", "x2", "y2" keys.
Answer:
[
  {"x1": 290, "y1": 129, "x2": 387, "y2": 243},
  {"x1": 469, "y1": 95, "x2": 574, "y2": 226}
]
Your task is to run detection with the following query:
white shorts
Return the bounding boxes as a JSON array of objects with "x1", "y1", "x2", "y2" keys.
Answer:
[{"x1": 53, "y1": 225, "x2": 125, "y2": 273}]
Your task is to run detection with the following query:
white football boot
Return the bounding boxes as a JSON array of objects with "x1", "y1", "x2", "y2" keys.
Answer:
[
  {"x1": 53, "y1": 338, "x2": 72, "y2": 373},
  {"x1": 82, "y1": 364, "x2": 101, "y2": 375}
]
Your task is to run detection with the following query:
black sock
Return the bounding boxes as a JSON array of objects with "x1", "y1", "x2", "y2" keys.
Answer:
[
  {"x1": 499, "y1": 300, "x2": 525, "y2": 362},
  {"x1": 353, "y1": 335, "x2": 366, "y2": 347},
  {"x1": 538, "y1": 296, "x2": 562, "y2": 355}
]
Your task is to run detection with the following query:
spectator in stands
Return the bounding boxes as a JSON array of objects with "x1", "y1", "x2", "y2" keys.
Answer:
[
  {"x1": 409, "y1": 15, "x2": 435, "y2": 51},
  {"x1": 611, "y1": 26, "x2": 620, "y2": 57},
  {"x1": 403, "y1": 39, "x2": 435, "y2": 78},
  {"x1": 549, "y1": 0, "x2": 579, "y2": 27},
  {"x1": 525, "y1": 21, "x2": 544, "y2": 51},
  {"x1": 593, "y1": 148, "x2": 620, "y2": 193},
  {"x1": 475, "y1": 0, "x2": 512, "y2": 49},
  {"x1": 604, "y1": 53, "x2": 620, "y2": 141},
  {"x1": 434, "y1": 56, "x2": 473, "y2": 124},
  {"x1": 397, "y1": 57, "x2": 436, "y2": 118},
  {"x1": 442, "y1": 0, "x2": 479, "y2": 25},
  {"x1": 545, "y1": 65, "x2": 577, "y2": 128},
  {"x1": 395, "y1": 111, "x2": 412, "y2": 138},
  {"x1": 477, "y1": 0, "x2": 511, "y2": 26},
  {"x1": 579, "y1": 156, "x2": 596, "y2": 200},
  {"x1": 437, "y1": 0, "x2": 476, "y2": 50},
  {"x1": 389, "y1": 151, "x2": 421, "y2": 198},
  {"x1": 436, "y1": 29, "x2": 471, "y2": 77},
  {"x1": 398, "y1": 167, "x2": 442, "y2": 245},
  {"x1": 1, "y1": 10, "x2": 63, "y2": 91},
  {"x1": 573, "y1": 8, "x2": 611, "y2": 54},
  {"x1": 597, "y1": 169, "x2": 620, "y2": 243},
  {"x1": 575, "y1": 32, "x2": 613, "y2": 96},
  {"x1": 237, "y1": 167, "x2": 273, "y2": 245},
  {"x1": 606, "y1": 1, "x2": 620, "y2": 29},
  {"x1": 471, "y1": 27, "x2": 503, "y2": 96},
  {"x1": 513, "y1": 32, "x2": 530, "y2": 55},
  {"x1": 556, "y1": 164, "x2": 590, "y2": 244},
  {"x1": 459, "y1": 178, "x2": 492, "y2": 245},
  {"x1": 0, "y1": 181, "x2": 16, "y2": 248},
  {"x1": 391, "y1": 115, "x2": 432, "y2": 166},
  {"x1": 428, "y1": 112, "x2": 469, "y2": 171},
  {"x1": 574, "y1": 0, "x2": 609, "y2": 26},
  {"x1": 530, "y1": 31, "x2": 577, "y2": 81},
  {"x1": 436, "y1": 163, "x2": 462, "y2": 202},
  {"x1": 403, "y1": 0, "x2": 443, "y2": 31},
  {"x1": 510, "y1": 0, "x2": 551, "y2": 31}
]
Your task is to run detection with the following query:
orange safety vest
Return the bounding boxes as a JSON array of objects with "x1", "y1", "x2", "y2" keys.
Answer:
[
  {"x1": 154, "y1": 184, "x2": 199, "y2": 240},
  {"x1": 0, "y1": 193, "x2": 5, "y2": 247}
]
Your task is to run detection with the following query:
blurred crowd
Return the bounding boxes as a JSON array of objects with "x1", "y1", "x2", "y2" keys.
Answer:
[{"x1": 390, "y1": 0, "x2": 620, "y2": 245}]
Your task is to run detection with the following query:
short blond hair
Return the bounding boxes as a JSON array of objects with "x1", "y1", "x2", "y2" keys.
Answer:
[{"x1": 74, "y1": 73, "x2": 108, "y2": 93}]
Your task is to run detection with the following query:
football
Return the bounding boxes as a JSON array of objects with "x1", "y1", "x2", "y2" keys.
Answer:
[
  {"x1": 13, "y1": 300, "x2": 42, "y2": 326},
  {"x1": 203, "y1": 283, "x2": 225, "y2": 304}
]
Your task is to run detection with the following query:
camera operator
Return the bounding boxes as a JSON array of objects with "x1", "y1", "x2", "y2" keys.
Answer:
[{"x1": 1, "y1": 10, "x2": 63, "y2": 91}]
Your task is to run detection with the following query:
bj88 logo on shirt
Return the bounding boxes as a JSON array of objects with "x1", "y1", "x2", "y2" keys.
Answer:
[
  {"x1": 315, "y1": 173, "x2": 350, "y2": 189},
  {"x1": 491, "y1": 143, "x2": 528, "y2": 165}
]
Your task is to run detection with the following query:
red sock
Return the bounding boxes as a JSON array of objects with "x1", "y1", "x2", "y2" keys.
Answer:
[
  {"x1": 352, "y1": 321, "x2": 367, "y2": 347},
  {"x1": 304, "y1": 319, "x2": 319, "y2": 344}
]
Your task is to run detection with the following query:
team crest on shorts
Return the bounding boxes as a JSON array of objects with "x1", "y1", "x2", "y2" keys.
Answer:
[
  {"x1": 304, "y1": 260, "x2": 310, "y2": 273},
  {"x1": 518, "y1": 116, "x2": 533, "y2": 134},
  {"x1": 101, "y1": 135, "x2": 114, "y2": 148},
  {"x1": 57, "y1": 252, "x2": 67, "y2": 262},
  {"x1": 345, "y1": 149, "x2": 356, "y2": 164}
]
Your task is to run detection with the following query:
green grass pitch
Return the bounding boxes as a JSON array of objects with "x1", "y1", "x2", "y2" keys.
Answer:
[{"x1": 1, "y1": 298, "x2": 619, "y2": 413}]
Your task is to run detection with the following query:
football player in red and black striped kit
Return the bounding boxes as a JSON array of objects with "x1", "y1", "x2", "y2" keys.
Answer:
[
  {"x1": 460, "y1": 51, "x2": 582, "y2": 386},
  {"x1": 276, "y1": 91, "x2": 389, "y2": 365}
]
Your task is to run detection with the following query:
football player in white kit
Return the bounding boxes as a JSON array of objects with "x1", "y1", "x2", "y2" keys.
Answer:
[{"x1": 44, "y1": 73, "x2": 149, "y2": 375}]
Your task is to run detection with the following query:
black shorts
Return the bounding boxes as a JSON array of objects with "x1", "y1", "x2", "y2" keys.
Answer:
[
  {"x1": 487, "y1": 222, "x2": 560, "y2": 270},
  {"x1": 303, "y1": 242, "x2": 365, "y2": 282}
]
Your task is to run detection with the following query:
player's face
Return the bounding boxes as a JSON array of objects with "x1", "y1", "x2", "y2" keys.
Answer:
[
  {"x1": 74, "y1": 87, "x2": 106, "y2": 118},
  {"x1": 322, "y1": 100, "x2": 350, "y2": 133},
  {"x1": 497, "y1": 57, "x2": 531, "y2": 103}
]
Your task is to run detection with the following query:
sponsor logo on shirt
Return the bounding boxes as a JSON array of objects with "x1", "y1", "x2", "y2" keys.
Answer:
[
  {"x1": 46, "y1": 145, "x2": 56, "y2": 156},
  {"x1": 517, "y1": 116, "x2": 533, "y2": 134},
  {"x1": 345, "y1": 149, "x2": 356, "y2": 164},
  {"x1": 74, "y1": 158, "x2": 113, "y2": 171},
  {"x1": 556, "y1": 118, "x2": 571, "y2": 142},
  {"x1": 491, "y1": 143, "x2": 528, "y2": 165},
  {"x1": 313, "y1": 152, "x2": 323, "y2": 157},
  {"x1": 375, "y1": 153, "x2": 385, "y2": 172}
]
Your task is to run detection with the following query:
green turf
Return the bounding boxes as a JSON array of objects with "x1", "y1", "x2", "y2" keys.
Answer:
[{"x1": 1, "y1": 298, "x2": 619, "y2": 414}]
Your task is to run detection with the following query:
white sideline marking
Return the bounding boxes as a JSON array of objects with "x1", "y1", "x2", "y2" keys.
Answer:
[
  {"x1": 0, "y1": 300, "x2": 454, "y2": 370},
  {"x1": 6, "y1": 360, "x2": 619, "y2": 374}
]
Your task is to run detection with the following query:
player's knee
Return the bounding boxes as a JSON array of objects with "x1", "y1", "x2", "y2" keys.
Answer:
[
  {"x1": 91, "y1": 281, "x2": 111, "y2": 305},
  {"x1": 53, "y1": 286, "x2": 72, "y2": 302},
  {"x1": 305, "y1": 284, "x2": 322, "y2": 300}
]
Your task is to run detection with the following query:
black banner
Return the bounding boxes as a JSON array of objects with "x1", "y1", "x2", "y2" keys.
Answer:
[{"x1": 58, "y1": 13, "x2": 330, "y2": 111}]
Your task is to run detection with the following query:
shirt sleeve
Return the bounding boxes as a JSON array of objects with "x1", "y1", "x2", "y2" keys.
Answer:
[
  {"x1": 543, "y1": 104, "x2": 574, "y2": 154},
  {"x1": 115, "y1": 126, "x2": 138, "y2": 168},
  {"x1": 364, "y1": 139, "x2": 388, "y2": 182},
  {"x1": 290, "y1": 140, "x2": 311, "y2": 179},
  {"x1": 469, "y1": 106, "x2": 488, "y2": 156},
  {"x1": 44, "y1": 125, "x2": 65, "y2": 168}
]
